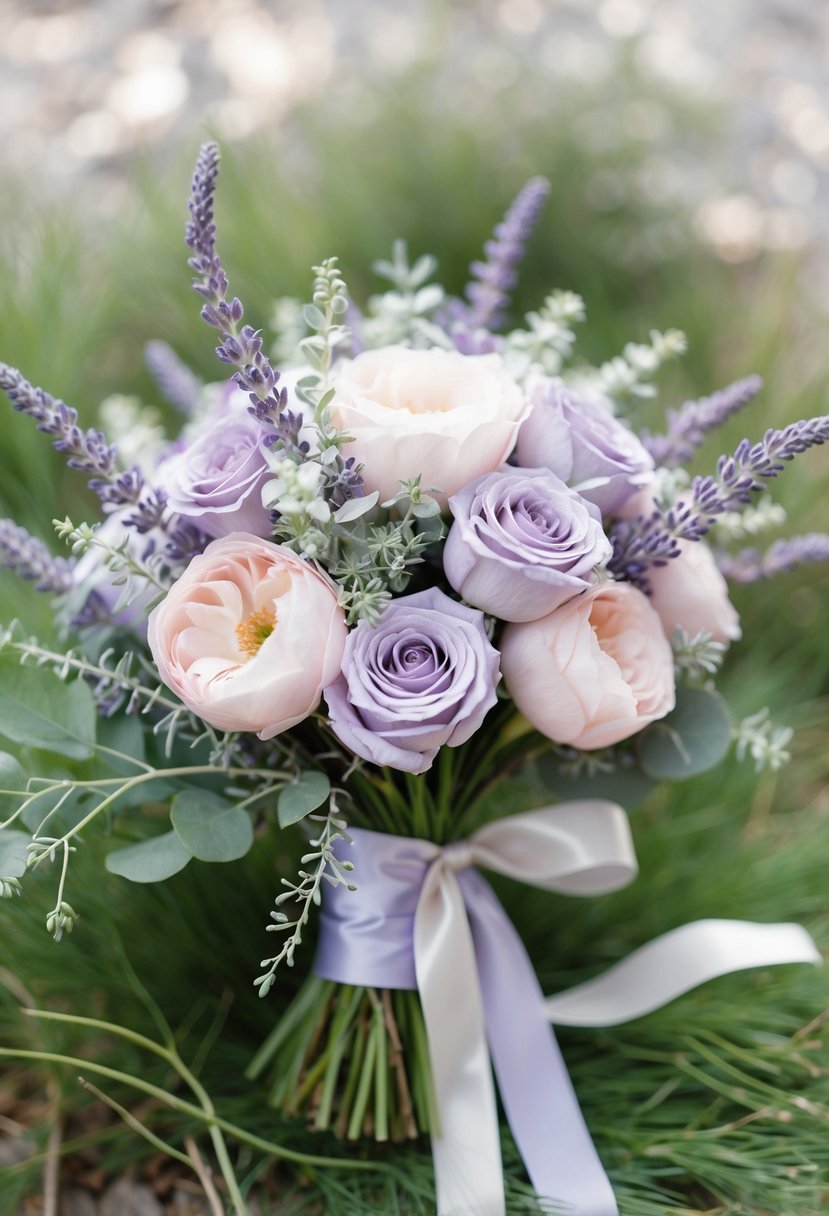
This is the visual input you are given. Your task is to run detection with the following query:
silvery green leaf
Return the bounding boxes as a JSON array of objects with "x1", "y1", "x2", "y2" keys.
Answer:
[
  {"x1": 410, "y1": 253, "x2": 438, "y2": 286},
  {"x1": 0, "y1": 657, "x2": 95, "y2": 761},
  {"x1": 0, "y1": 829, "x2": 30, "y2": 879},
  {"x1": 637, "y1": 687, "x2": 732, "y2": 781},
  {"x1": 334, "y1": 492, "x2": 380, "y2": 523},
  {"x1": 106, "y1": 831, "x2": 191, "y2": 883},
  {"x1": 278, "y1": 771, "x2": 331, "y2": 828},
  {"x1": 170, "y1": 789, "x2": 254, "y2": 863},
  {"x1": 302, "y1": 303, "x2": 326, "y2": 330},
  {"x1": 411, "y1": 498, "x2": 442, "y2": 519},
  {"x1": 414, "y1": 284, "x2": 444, "y2": 313},
  {"x1": 0, "y1": 752, "x2": 27, "y2": 816}
]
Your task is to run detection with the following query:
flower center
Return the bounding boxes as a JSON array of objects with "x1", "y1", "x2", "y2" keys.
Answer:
[{"x1": 236, "y1": 605, "x2": 277, "y2": 659}]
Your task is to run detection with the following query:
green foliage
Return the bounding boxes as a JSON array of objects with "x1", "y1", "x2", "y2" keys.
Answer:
[
  {"x1": 0, "y1": 656, "x2": 96, "y2": 760},
  {"x1": 170, "y1": 788, "x2": 254, "y2": 863},
  {"x1": 0, "y1": 828, "x2": 28, "y2": 878},
  {"x1": 637, "y1": 687, "x2": 732, "y2": 781},
  {"x1": 277, "y1": 771, "x2": 332, "y2": 828},
  {"x1": 105, "y1": 830, "x2": 192, "y2": 884}
]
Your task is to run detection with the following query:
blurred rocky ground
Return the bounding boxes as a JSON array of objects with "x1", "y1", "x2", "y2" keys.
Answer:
[{"x1": 0, "y1": 0, "x2": 828, "y2": 296}]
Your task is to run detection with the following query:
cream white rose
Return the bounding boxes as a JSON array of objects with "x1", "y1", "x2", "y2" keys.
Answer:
[
  {"x1": 331, "y1": 346, "x2": 529, "y2": 503},
  {"x1": 500, "y1": 581, "x2": 675, "y2": 750},
  {"x1": 147, "y1": 533, "x2": 347, "y2": 739}
]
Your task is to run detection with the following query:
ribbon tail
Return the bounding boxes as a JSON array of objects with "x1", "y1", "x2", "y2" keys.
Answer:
[
  {"x1": 543, "y1": 919, "x2": 821, "y2": 1028},
  {"x1": 415, "y1": 866, "x2": 507, "y2": 1216},
  {"x1": 460, "y1": 870, "x2": 619, "y2": 1216}
]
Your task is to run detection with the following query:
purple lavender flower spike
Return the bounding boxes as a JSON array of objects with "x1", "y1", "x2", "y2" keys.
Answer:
[
  {"x1": 644, "y1": 375, "x2": 763, "y2": 467},
  {"x1": 465, "y1": 177, "x2": 551, "y2": 331},
  {"x1": 0, "y1": 518, "x2": 74, "y2": 593},
  {"x1": 145, "y1": 341, "x2": 202, "y2": 414},
  {"x1": 185, "y1": 142, "x2": 284, "y2": 433},
  {"x1": 0, "y1": 362, "x2": 150, "y2": 511},
  {"x1": 718, "y1": 533, "x2": 829, "y2": 582},
  {"x1": 610, "y1": 413, "x2": 829, "y2": 588},
  {"x1": 184, "y1": 142, "x2": 366, "y2": 507}
]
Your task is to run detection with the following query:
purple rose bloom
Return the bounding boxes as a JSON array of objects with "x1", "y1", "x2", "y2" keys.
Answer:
[
  {"x1": 325, "y1": 588, "x2": 500, "y2": 774},
  {"x1": 159, "y1": 408, "x2": 273, "y2": 539},
  {"x1": 516, "y1": 378, "x2": 654, "y2": 515},
  {"x1": 444, "y1": 467, "x2": 611, "y2": 622}
]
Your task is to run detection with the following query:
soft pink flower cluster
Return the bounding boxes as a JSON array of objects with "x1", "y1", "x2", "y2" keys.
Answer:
[{"x1": 147, "y1": 345, "x2": 740, "y2": 764}]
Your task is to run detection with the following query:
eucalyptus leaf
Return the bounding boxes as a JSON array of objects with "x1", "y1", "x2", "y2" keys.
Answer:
[
  {"x1": 0, "y1": 752, "x2": 28, "y2": 818},
  {"x1": 278, "y1": 771, "x2": 331, "y2": 828},
  {"x1": 0, "y1": 829, "x2": 30, "y2": 878},
  {"x1": 638, "y1": 687, "x2": 732, "y2": 781},
  {"x1": 302, "y1": 303, "x2": 326, "y2": 331},
  {"x1": 170, "y1": 789, "x2": 254, "y2": 863},
  {"x1": 0, "y1": 657, "x2": 96, "y2": 760},
  {"x1": 333, "y1": 491, "x2": 380, "y2": 523},
  {"x1": 534, "y1": 758, "x2": 656, "y2": 810},
  {"x1": 106, "y1": 831, "x2": 191, "y2": 883}
]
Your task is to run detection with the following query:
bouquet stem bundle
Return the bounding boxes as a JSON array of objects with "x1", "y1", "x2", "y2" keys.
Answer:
[{"x1": 249, "y1": 979, "x2": 437, "y2": 1142}]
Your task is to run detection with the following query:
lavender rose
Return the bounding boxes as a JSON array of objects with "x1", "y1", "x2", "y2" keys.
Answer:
[
  {"x1": 443, "y1": 467, "x2": 612, "y2": 622},
  {"x1": 516, "y1": 378, "x2": 654, "y2": 515},
  {"x1": 325, "y1": 588, "x2": 500, "y2": 774},
  {"x1": 159, "y1": 407, "x2": 273, "y2": 538}
]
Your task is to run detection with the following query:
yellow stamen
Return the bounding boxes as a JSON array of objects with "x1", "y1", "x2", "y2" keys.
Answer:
[{"x1": 236, "y1": 606, "x2": 277, "y2": 659}]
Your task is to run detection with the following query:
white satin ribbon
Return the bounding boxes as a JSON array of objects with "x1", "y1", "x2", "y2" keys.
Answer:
[{"x1": 413, "y1": 801, "x2": 637, "y2": 1216}]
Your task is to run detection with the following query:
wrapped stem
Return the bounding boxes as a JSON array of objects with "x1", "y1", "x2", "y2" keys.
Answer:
[{"x1": 250, "y1": 978, "x2": 437, "y2": 1143}]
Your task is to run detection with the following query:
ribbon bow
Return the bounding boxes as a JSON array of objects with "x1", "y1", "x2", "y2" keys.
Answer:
[{"x1": 314, "y1": 802, "x2": 819, "y2": 1216}]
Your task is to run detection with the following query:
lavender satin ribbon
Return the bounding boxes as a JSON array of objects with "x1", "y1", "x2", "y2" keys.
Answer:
[{"x1": 313, "y1": 803, "x2": 820, "y2": 1216}]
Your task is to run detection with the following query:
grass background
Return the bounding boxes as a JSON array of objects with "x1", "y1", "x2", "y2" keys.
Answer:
[{"x1": 0, "y1": 58, "x2": 828, "y2": 1215}]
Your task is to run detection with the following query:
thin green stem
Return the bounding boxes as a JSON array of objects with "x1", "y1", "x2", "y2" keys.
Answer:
[
  {"x1": 78, "y1": 1076, "x2": 193, "y2": 1167},
  {"x1": 0, "y1": 1046, "x2": 397, "y2": 1175}
]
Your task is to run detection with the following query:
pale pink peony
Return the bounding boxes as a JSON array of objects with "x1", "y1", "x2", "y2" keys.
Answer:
[
  {"x1": 147, "y1": 533, "x2": 347, "y2": 738},
  {"x1": 331, "y1": 345, "x2": 529, "y2": 504},
  {"x1": 647, "y1": 539, "x2": 741, "y2": 645},
  {"x1": 500, "y1": 581, "x2": 675, "y2": 750}
]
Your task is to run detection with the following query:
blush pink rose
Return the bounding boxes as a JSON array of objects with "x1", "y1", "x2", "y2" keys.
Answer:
[
  {"x1": 613, "y1": 489, "x2": 741, "y2": 645},
  {"x1": 647, "y1": 539, "x2": 741, "y2": 645},
  {"x1": 331, "y1": 345, "x2": 529, "y2": 504},
  {"x1": 500, "y1": 581, "x2": 675, "y2": 750},
  {"x1": 147, "y1": 533, "x2": 347, "y2": 738}
]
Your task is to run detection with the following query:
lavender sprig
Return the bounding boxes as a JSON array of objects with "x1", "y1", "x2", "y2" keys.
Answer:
[
  {"x1": 144, "y1": 341, "x2": 202, "y2": 414},
  {"x1": 185, "y1": 141, "x2": 287, "y2": 435},
  {"x1": 0, "y1": 363, "x2": 150, "y2": 510},
  {"x1": 465, "y1": 177, "x2": 551, "y2": 331},
  {"x1": 644, "y1": 375, "x2": 763, "y2": 466},
  {"x1": 0, "y1": 519, "x2": 74, "y2": 593},
  {"x1": 611, "y1": 415, "x2": 829, "y2": 586},
  {"x1": 718, "y1": 533, "x2": 829, "y2": 583}
]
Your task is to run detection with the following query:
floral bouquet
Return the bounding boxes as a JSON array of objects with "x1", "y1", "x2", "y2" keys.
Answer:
[{"x1": 0, "y1": 142, "x2": 826, "y2": 1216}]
